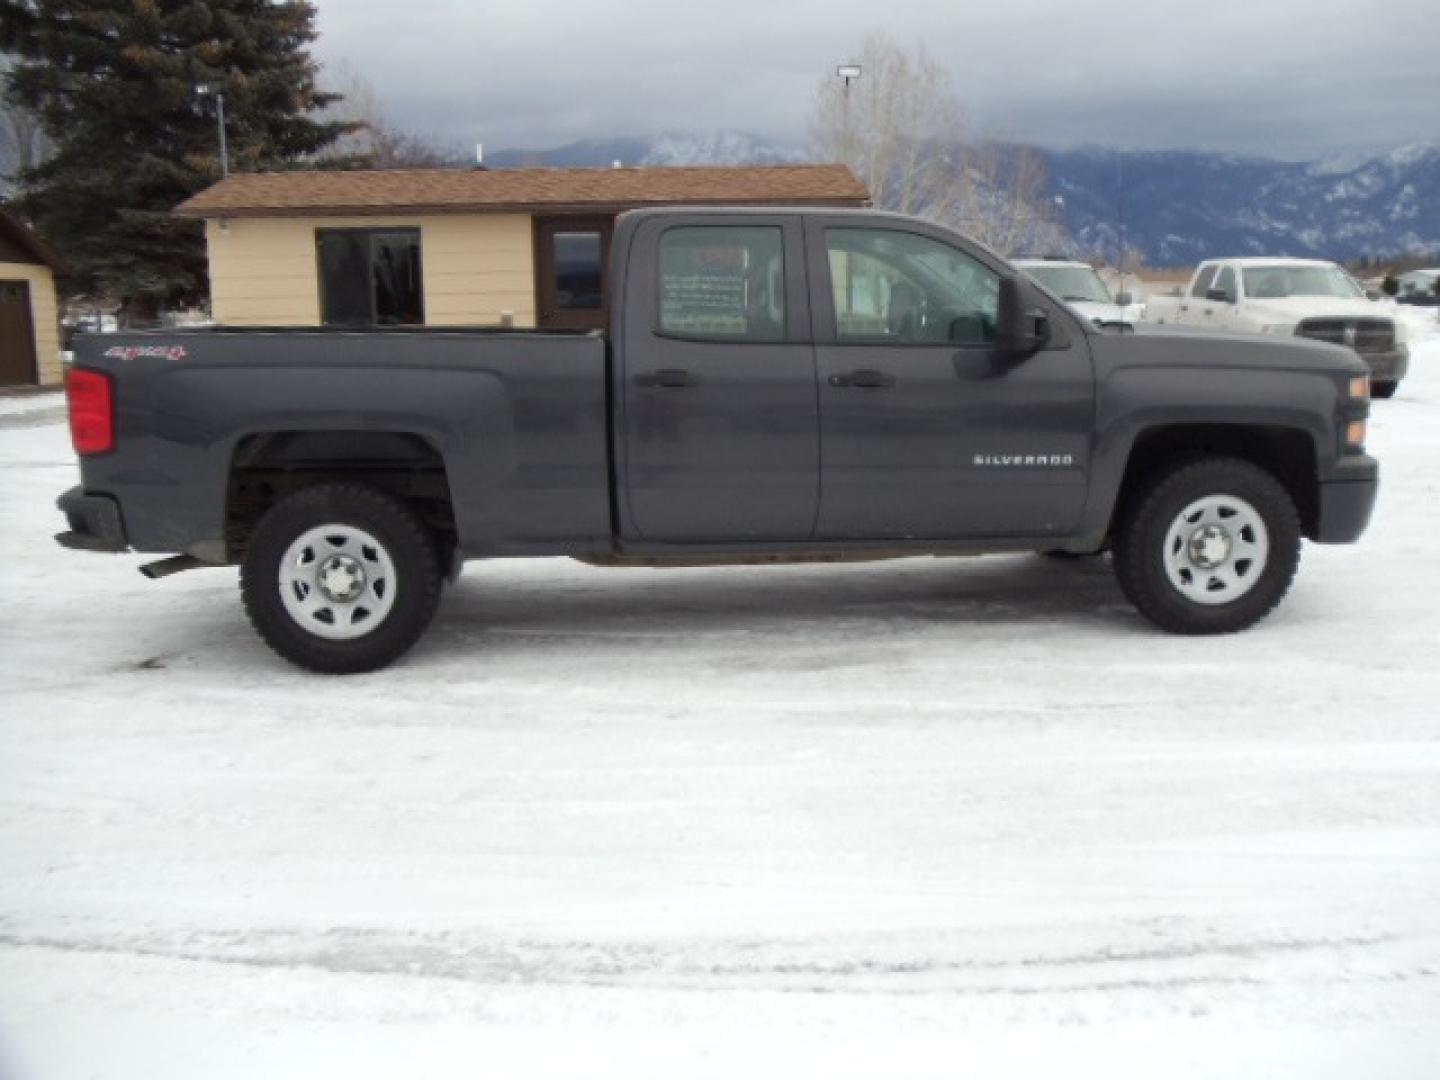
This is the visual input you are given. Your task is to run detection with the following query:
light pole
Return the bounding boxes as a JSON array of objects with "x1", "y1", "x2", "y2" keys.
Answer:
[
  {"x1": 196, "y1": 83, "x2": 229, "y2": 178},
  {"x1": 835, "y1": 63, "x2": 861, "y2": 162}
]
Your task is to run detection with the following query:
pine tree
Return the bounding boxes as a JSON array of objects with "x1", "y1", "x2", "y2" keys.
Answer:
[{"x1": 0, "y1": 1, "x2": 352, "y2": 321}]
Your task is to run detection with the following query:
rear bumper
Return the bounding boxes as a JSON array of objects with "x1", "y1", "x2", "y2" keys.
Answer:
[
  {"x1": 1360, "y1": 346, "x2": 1408, "y2": 384},
  {"x1": 55, "y1": 486, "x2": 129, "y2": 553},
  {"x1": 1314, "y1": 455, "x2": 1378, "y2": 544}
]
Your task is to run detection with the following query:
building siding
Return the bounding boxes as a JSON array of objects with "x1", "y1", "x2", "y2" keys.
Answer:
[
  {"x1": 205, "y1": 214, "x2": 537, "y2": 327},
  {"x1": 0, "y1": 260, "x2": 62, "y2": 385}
]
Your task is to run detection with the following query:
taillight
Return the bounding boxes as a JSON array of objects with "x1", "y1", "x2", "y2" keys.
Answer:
[{"x1": 67, "y1": 368, "x2": 114, "y2": 455}]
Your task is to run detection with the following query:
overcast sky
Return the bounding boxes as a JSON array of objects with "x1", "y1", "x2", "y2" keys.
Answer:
[{"x1": 312, "y1": 0, "x2": 1439, "y2": 161}]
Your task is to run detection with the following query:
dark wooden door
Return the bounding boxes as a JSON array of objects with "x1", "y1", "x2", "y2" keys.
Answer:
[
  {"x1": 0, "y1": 281, "x2": 39, "y2": 387},
  {"x1": 535, "y1": 216, "x2": 614, "y2": 331}
]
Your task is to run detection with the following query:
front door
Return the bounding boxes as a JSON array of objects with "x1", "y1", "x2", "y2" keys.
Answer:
[
  {"x1": 807, "y1": 220, "x2": 1094, "y2": 540},
  {"x1": 0, "y1": 281, "x2": 39, "y2": 387},
  {"x1": 620, "y1": 215, "x2": 819, "y2": 542},
  {"x1": 535, "y1": 216, "x2": 613, "y2": 330}
]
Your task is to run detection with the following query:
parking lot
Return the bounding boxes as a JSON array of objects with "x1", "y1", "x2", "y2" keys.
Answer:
[{"x1": 2, "y1": 320, "x2": 1438, "y2": 1078}]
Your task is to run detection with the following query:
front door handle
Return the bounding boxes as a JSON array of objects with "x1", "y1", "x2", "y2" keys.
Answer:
[
  {"x1": 829, "y1": 369, "x2": 896, "y2": 389},
  {"x1": 634, "y1": 368, "x2": 697, "y2": 389}
]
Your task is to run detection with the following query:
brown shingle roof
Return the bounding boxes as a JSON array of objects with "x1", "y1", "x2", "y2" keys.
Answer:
[{"x1": 175, "y1": 164, "x2": 870, "y2": 218}]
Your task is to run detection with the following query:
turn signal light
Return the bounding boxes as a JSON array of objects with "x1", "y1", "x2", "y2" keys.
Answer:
[
  {"x1": 1346, "y1": 419, "x2": 1367, "y2": 449},
  {"x1": 67, "y1": 368, "x2": 114, "y2": 455},
  {"x1": 1349, "y1": 375, "x2": 1370, "y2": 400}
]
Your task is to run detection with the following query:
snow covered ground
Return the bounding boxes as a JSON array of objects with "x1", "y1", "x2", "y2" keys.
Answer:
[{"x1": 2, "y1": 315, "x2": 1439, "y2": 1079}]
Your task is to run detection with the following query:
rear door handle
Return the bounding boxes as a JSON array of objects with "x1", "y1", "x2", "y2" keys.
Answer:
[
  {"x1": 829, "y1": 369, "x2": 896, "y2": 389},
  {"x1": 634, "y1": 368, "x2": 697, "y2": 389}
]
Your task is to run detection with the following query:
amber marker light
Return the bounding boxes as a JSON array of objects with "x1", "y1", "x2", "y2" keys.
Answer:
[
  {"x1": 1346, "y1": 420, "x2": 1367, "y2": 449},
  {"x1": 1350, "y1": 375, "x2": 1371, "y2": 400}
]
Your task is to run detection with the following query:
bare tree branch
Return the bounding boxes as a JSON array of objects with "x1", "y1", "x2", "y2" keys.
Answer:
[{"x1": 811, "y1": 34, "x2": 1066, "y2": 256}]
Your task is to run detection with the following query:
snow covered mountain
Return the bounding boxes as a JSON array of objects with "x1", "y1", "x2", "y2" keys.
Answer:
[
  {"x1": 488, "y1": 132, "x2": 1440, "y2": 265},
  {"x1": 1047, "y1": 143, "x2": 1440, "y2": 265}
]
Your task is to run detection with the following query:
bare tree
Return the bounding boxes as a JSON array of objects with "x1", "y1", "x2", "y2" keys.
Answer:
[
  {"x1": 1, "y1": 54, "x2": 50, "y2": 186},
  {"x1": 811, "y1": 34, "x2": 1064, "y2": 256},
  {"x1": 318, "y1": 62, "x2": 463, "y2": 169}
]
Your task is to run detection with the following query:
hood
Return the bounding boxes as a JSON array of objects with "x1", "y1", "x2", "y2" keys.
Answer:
[
  {"x1": 1243, "y1": 296, "x2": 1392, "y2": 325},
  {"x1": 1101, "y1": 322, "x2": 1367, "y2": 377},
  {"x1": 1065, "y1": 299, "x2": 1138, "y2": 325}
]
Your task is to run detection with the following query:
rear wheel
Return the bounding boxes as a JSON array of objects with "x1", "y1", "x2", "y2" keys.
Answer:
[
  {"x1": 241, "y1": 483, "x2": 442, "y2": 672},
  {"x1": 1371, "y1": 380, "x2": 1397, "y2": 399},
  {"x1": 1112, "y1": 458, "x2": 1301, "y2": 634}
]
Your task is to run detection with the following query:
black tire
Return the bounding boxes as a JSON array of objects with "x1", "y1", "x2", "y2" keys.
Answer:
[
  {"x1": 1371, "y1": 381, "x2": 1397, "y2": 399},
  {"x1": 240, "y1": 483, "x2": 442, "y2": 673},
  {"x1": 1112, "y1": 457, "x2": 1301, "y2": 635}
]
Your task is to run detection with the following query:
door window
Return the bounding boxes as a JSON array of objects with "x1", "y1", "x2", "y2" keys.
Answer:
[
  {"x1": 551, "y1": 231, "x2": 603, "y2": 311},
  {"x1": 658, "y1": 226, "x2": 786, "y2": 342},
  {"x1": 825, "y1": 229, "x2": 999, "y2": 345},
  {"x1": 1213, "y1": 265, "x2": 1237, "y2": 302}
]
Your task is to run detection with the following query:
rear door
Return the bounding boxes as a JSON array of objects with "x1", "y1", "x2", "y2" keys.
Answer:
[
  {"x1": 806, "y1": 218, "x2": 1094, "y2": 540},
  {"x1": 618, "y1": 214, "x2": 819, "y2": 542}
]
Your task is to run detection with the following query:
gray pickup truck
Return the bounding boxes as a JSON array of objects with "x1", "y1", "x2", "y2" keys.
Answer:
[{"x1": 57, "y1": 207, "x2": 1378, "y2": 672}]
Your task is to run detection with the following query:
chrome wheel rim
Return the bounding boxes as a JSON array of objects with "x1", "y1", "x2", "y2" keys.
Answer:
[
  {"x1": 1162, "y1": 494, "x2": 1269, "y2": 606},
  {"x1": 278, "y1": 524, "x2": 398, "y2": 640}
]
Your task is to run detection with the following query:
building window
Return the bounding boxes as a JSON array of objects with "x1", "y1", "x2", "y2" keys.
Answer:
[
  {"x1": 316, "y1": 228, "x2": 424, "y2": 326},
  {"x1": 658, "y1": 226, "x2": 786, "y2": 342}
]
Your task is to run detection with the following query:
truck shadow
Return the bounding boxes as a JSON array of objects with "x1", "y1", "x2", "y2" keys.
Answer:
[{"x1": 425, "y1": 553, "x2": 1138, "y2": 657}]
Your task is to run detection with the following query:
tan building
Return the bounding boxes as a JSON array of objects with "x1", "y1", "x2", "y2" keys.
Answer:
[
  {"x1": 175, "y1": 164, "x2": 869, "y2": 331},
  {"x1": 0, "y1": 208, "x2": 64, "y2": 387}
]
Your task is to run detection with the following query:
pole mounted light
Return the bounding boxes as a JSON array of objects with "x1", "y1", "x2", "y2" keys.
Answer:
[
  {"x1": 836, "y1": 63, "x2": 862, "y2": 89},
  {"x1": 196, "y1": 83, "x2": 230, "y2": 178}
]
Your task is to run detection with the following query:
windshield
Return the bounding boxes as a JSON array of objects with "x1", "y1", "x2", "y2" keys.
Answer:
[
  {"x1": 1242, "y1": 265, "x2": 1364, "y2": 300},
  {"x1": 1023, "y1": 265, "x2": 1113, "y2": 305}
]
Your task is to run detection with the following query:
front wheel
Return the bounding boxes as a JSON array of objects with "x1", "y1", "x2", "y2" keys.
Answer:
[
  {"x1": 1112, "y1": 458, "x2": 1301, "y2": 634},
  {"x1": 241, "y1": 483, "x2": 443, "y2": 673}
]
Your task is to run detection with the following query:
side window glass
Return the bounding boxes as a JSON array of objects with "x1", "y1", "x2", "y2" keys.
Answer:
[
  {"x1": 1190, "y1": 265, "x2": 1218, "y2": 298},
  {"x1": 1214, "y1": 265, "x2": 1236, "y2": 301},
  {"x1": 826, "y1": 228, "x2": 1000, "y2": 345},
  {"x1": 658, "y1": 226, "x2": 786, "y2": 342}
]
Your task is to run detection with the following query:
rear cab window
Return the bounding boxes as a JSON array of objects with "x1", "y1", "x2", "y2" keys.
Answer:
[{"x1": 657, "y1": 226, "x2": 786, "y2": 342}]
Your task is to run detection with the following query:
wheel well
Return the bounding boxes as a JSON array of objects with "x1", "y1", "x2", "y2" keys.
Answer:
[
  {"x1": 1113, "y1": 424, "x2": 1319, "y2": 539},
  {"x1": 226, "y1": 431, "x2": 455, "y2": 561}
]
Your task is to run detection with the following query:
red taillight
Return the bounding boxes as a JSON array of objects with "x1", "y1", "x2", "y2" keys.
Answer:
[{"x1": 67, "y1": 368, "x2": 114, "y2": 455}]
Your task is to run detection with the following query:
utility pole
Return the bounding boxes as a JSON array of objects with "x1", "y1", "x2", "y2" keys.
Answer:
[{"x1": 1116, "y1": 149, "x2": 1126, "y2": 287}]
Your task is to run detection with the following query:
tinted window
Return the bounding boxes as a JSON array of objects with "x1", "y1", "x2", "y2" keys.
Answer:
[
  {"x1": 827, "y1": 228, "x2": 1000, "y2": 344},
  {"x1": 658, "y1": 226, "x2": 786, "y2": 342},
  {"x1": 552, "y1": 231, "x2": 603, "y2": 310},
  {"x1": 317, "y1": 228, "x2": 424, "y2": 326},
  {"x1": 1190, "y1": 265, "x2": 1218, "y2": 298}
]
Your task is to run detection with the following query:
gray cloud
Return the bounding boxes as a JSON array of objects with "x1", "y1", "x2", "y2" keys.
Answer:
[{"x1": 312, "y1": 0, "x2": 1440, "y2": 159}]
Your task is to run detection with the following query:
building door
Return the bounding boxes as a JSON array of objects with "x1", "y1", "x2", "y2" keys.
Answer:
[
  {"x1": 535, "y1": 216, "x2": 613, "y2": 331},
  {"x1": 0, "y1": 281, "x2": 39, "y2": 387}
]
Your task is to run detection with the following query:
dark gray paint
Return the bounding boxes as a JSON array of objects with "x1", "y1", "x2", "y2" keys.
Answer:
[{"x1": 67, "y1": 207, "x2": 1376, "y2": 565}]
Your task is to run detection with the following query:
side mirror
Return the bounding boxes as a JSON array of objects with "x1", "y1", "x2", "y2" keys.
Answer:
[
  {"x1": 1205, "y1": 287, "x2": 1234, "y2": 304},
  {"x1": 1115, "y1": 290, "x2": 1134, "y2": 306},
  {"x1": 1365, "y1": 288, "x2": 1383, "y2": 301},
  {"x1": 995, "y1": 276, "x2": 1051, "y2": 359}
]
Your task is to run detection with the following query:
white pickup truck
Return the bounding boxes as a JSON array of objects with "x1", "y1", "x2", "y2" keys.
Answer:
[{"x1": 1143, "y1": 257, "x2": 1410, "y2": 397}]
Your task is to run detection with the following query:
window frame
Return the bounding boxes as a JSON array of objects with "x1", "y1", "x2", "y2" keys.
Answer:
[
  {"x1": 315, "y1": 226, "x2": 425, "y2": 328},
  {"x1": 651, "y1": 223, "x2": 793, "y2": 345}
]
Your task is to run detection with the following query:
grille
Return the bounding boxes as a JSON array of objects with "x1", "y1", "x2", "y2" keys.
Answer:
[{"x1": 1296, "y1": 318, "x2": 1395, "y2": 353}]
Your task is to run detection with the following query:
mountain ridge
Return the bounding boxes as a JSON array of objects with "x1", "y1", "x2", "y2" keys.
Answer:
[{"x1": 487, "y1": 132, "x2": 1440, "y2": 265}]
